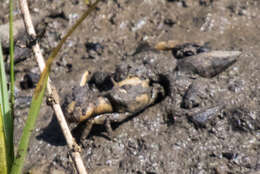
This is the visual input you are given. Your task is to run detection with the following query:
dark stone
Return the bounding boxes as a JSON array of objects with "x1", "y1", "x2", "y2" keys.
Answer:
[
  {"x1": 181, "y1": 80, "x2": 207, "y2": 109},
  {"x1": 189, "y1": 106, "x2": 222, "y2": 127},
  {"x1": 177, "y1": 51, "x2": 241, "y2": 78}
]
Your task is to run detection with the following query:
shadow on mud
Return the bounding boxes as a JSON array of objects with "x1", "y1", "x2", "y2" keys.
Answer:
[{"x1": 36, "y1": 115, "x2": 66, "y2": 146}]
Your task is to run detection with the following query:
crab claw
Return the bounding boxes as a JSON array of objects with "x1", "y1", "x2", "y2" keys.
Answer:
[{"x1": 66, "y1": 97, "x2": 113, "y2": 123}]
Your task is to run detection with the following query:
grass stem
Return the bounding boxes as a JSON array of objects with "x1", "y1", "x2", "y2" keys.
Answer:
[{"x1": 8, "y1": 0, "x2": 15, "y2": 168}]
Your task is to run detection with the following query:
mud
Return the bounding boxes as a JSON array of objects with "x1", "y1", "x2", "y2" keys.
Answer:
[{"x1": 1, "y1": 0, "x2": 260, "y2": 173}]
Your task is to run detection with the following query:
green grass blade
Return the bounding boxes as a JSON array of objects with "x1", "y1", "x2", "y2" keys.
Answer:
[
  {"x1": 10, "y1": 1, "x2": 101, "y2": 173},
  {"x1": 0, "y1": 107, "x2": 8, "y2": 174},
  {"x1": 9, "y1": 0, "x2": 15, "y2": 113},
  {"x1": 9, "y1": 0, "x2": 15, "y2": 129},
  {"x1": 9, "y1": 0, "x2": 15, "y2": 166},
  {"x1": 10, "y1": 74, "x2": 48, "y2": 174},
  {"x1": 0, "y1": 42, "x2": 13, "y2": 172}
]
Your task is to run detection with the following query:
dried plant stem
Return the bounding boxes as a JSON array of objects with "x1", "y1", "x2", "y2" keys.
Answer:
[{"x1": 18, "y1": 0, "x2": 87, "y2": 173}]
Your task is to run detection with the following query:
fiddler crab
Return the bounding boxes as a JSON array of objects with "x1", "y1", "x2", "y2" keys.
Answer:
[{"x1": 64, "y1": 71, "x2": 165, "y2": 140}]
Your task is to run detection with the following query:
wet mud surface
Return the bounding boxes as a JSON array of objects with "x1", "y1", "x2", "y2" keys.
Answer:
[{"x1": 1, "y1": 0, "x2": 260, "y2": 173}]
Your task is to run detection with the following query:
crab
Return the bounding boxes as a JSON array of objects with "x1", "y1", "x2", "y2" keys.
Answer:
[{"x1": 64, "y1": 75, "x2": 164, "y2": 140}]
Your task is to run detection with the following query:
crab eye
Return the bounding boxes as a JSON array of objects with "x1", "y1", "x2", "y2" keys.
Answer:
[{"x1": 121, "y1": 84, "x2": 135, "y2": 91}]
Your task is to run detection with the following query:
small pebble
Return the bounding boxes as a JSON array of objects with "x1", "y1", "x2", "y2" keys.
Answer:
[
  {"x1": 181, "y1": 80, "x2": 208, "y2": 109},
  {"x1": 189, "y1": 105, "x2": 222, "y2": 127}
]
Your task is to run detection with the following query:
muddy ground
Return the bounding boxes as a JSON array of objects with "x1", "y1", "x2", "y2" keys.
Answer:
[{"x1": 1, "y1": 0, "x2": 260, "y2": 173}]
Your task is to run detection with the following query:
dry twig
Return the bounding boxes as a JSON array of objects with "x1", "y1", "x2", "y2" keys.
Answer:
[{"x1": 18, "y1": 0, "x2": 87, "y2": 173}]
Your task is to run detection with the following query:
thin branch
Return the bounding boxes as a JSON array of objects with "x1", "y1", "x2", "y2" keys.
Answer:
[{"x1": 18, "y1": 0, "x2": 92, "y2": 173}]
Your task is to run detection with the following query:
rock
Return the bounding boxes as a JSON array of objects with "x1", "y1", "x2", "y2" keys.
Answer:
[
  {"x1": 177, "y1": 50, "x2": 241, "y2": 78},
  {"x1": 181, "y1": 80, "x2": 208, "y2": 109},
  {"x1": 189, "y1": 105, "x2": 222, "y2": 127}
]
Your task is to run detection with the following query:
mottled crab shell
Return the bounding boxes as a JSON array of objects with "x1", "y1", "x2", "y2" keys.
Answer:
[
  {"x1": 115, "y1": 76, "x2": 150, "y2": 88},
  {"x1": 109, "y1": 76, "x2": 153, "y2": 113}
]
